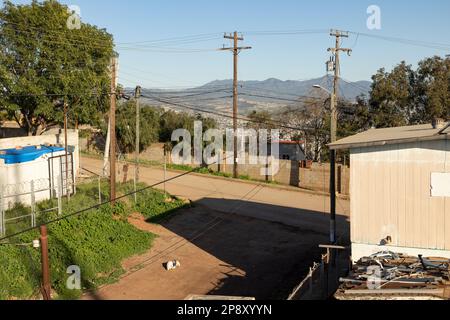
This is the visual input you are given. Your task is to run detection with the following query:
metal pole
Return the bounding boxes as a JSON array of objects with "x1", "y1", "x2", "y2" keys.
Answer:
[
  {"x1": 110, "y1": 56, "x2": 118, "y2": 204},
  {"x1": 30, "y1": 180, "x2": 36, "y2": 228},
  {"x1": 134, "y1": 86, "x2": 141, "y2": 204},
  {"x1": 57, "y1": 176, "x2": 62, "y2": 216},
  {"x1": 64, "y1": 101, "x2": 70, "y2": 199},
  {"x1": 98, "y1": 176, "x2": 102, "y2": 205},
  {"x1": 0, "y1": 185, "x2": 4, "y2": 237},
  {"x1": 330, "y1": 149, "x2": 337, "y2": 244},
  {"x1": 135, "y1": 86, "x2": 141, "y2": 183},
  {"x1": 40, "y1": 225, "x2": 51, "y2": 300},
  {"x1": 164, "y1": 145, "x2": 167, "y2": 198}
]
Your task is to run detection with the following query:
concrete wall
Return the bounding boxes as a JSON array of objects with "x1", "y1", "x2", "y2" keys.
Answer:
[
  {"x1": 80, "y1": 140, "x2": 350, "y2": 193},
  {"x1": 299, "y1": 163, "x2": 350, "y2": 195},
  {"x1": 350, "y1": 140, "x2": 450, "y2": 254}
]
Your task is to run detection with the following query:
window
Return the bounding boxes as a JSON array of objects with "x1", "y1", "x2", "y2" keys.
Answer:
[{"x1": 431, "y1": 173, "x2": 450, "y2": 197}]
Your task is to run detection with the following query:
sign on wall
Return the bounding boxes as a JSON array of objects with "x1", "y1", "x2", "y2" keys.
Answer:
[{"x1": 431, "y1": 173, "x2": 450, "y2": 197}]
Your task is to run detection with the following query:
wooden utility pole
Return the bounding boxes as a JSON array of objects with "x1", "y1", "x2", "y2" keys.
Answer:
[
  {"x1": 63, "y1": 100, "x2": 70, "y2": 199},
  {"x1": 110, "y1": 56, "x2": 118, "y2": 204},
  {"x1": 134, "y1": 86, "x2": 141, "y2": 184},
  {"x1": 220, "y1": 32, "x2": 251, "y2": 179},
  {"x1": 327, "y1": 29, "x2": 352, "y2": 143},
  {"x1": 327, "y1": 30, "x2": 351, "y2": 244},
  {"x1": 40, "y1": 225, "x2": 51, "y2": 300}
]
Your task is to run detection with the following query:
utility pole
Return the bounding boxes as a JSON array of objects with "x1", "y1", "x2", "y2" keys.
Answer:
[
  {"x1": 63, "y1": 100, "x2": 70, "y2": 200},
  {"x1": 327, "y1": 29, "x2": 352, "y2": 245},
  {"x1": 109, "y1": 56, "x2": 118, "y2": 204},
  {"x1": 327, "y1": 29, "x2": 352, "y2": 143},
  {"x1": 40, "y1": 225, "x2": 51, "y2": 300},
  {"x1": 134, "y1": 86, "x2": 141, "y2": 182},
  {"x1": 220, "y1": 32, "x2": 251, "y2": 179}
]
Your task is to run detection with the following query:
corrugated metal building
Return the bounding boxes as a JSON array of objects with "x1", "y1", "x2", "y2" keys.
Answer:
[{"x1": 330, "y1": 122, "x2": 450, "y2": 261}]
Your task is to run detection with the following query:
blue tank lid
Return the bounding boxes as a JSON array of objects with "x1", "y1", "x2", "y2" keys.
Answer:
[{"x1": 0, "y1": 145, "x2": 65, "y2": 165}]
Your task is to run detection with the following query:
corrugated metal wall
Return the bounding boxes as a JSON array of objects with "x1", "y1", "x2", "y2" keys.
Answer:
[{"x1": 350, "y1": 139, "x2": 450, "y2": 251}]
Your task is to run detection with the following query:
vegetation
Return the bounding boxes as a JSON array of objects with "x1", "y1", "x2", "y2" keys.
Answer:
[
  {"x1": 114, "y1": 101, "x2": 161, "y2": 154},
  {"x1": 105, "y1": 106, "x2": 218, "y2": 154},
  {"x1": 276, "y1": 55, "x2": 450, "y2": 161},
  {"x1": 0, "y1": 0, "x2": 114, "y2": 135},
  {"x1": 0, "y1": 180, "x2": 186, "y2": 300}
]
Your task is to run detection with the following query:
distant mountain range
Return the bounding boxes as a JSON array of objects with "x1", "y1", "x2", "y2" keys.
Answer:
[
  {"x1": 137, "y1": 76, "x2": 371, "y2": 118},
  {"x1": 200, "y1": 76, "x2": 371, "y2": 100}
]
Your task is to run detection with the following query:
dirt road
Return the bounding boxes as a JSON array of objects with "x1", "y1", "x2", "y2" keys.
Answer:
[{"x1": 81, "y1": 157, "x2": 349, "y2": 300}]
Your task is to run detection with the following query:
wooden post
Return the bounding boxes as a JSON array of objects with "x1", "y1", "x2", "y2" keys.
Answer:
[{"x1": 40, "y1": 225, "x2": 51, "y2": 300}]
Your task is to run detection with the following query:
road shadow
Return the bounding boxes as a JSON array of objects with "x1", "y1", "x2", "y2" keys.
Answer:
[{"x1": 158, "y1": 198, "x2": 350, "y2": 300}]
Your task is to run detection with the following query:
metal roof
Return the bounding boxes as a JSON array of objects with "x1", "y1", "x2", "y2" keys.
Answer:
[{"x1": 329, "y1": 123, "x2": 450, "y2": 150}]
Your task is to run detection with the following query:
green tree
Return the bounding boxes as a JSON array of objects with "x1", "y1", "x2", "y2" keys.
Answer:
[
  {"x1": 114, "y1": 102, "x2": 161, "y2": 154},
  {"x1": 159, "y1": 111, "x2": 217, "y2": 143},
  {"x1": 369, "y1": 61, "x2": 415, "y2": 128},
  {"x1": 246, "y1": 110, "x2": 276, "y2": 131},
  {"x1": 0, "y1": 0, "x2": 114, "y2": 135},
  {"x1": 413, "y1": 56, "x2": 450, "y2": 123}
]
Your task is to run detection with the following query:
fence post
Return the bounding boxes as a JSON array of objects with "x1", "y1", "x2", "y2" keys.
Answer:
[
  {"x1": 57, "y1": 176, "x2": 62, "y2": 216},
  {"x1": 96, "y1": 176, "x2": 101, "y2": 205},
  {"x1": 30, "y1": 180, "x2": 36, "y2": 228},
  {"x1": 0, "y1": 185, "x2": 4, "y2": 237},
  {"x1": 320, "y1": 257, "x2": 325, "y2": 298},
  {"x1": 40, "y1": 225, "x2": 51, "y2": 300}
]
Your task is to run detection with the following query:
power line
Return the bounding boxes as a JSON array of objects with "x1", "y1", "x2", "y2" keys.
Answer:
[
  {"x1": 0, "y1": 161, "x2": 226, "y2": 243},
  {"x1": 141, "y1": 92, "x2": 316, "y2": 132},
  {"x1": 239, "y1": 92, "x2": 323, "y2": 103},
  {"x1": 348, "y1": 31, "x2": 450, "y2": 51}
]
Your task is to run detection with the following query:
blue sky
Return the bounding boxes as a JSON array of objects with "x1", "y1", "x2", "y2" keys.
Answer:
[{"x1": 9, "y1": 0, "x2": 450, "y2": 88}]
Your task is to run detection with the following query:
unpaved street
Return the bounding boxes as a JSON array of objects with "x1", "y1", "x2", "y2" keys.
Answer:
[{"x1": 82, "y1": 157, "x2": 349, "y2": 300}]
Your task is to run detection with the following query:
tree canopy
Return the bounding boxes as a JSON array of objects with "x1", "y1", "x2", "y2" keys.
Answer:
[
  {"x1": 370, "y1": 56, "x2": 450, "y2": 127},
  {"x1": 0, "y1": 0, "x2": 114, "y2": 135}
]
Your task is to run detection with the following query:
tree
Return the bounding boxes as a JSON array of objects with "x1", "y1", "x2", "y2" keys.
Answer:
[
  {"x1": 369, "y1": 62, "x2": 415, "y2": 128},
  {"x1": 413, "y1": 56, "x2": 450, "y2": 123},
  {"x1": 368, "y1": 56, "x2": 450, "y2": 128},
  {"x1": 0, "y1": 0, "x2": 114, "y2": 135},
  {"x1": 159, "y1": 110, "x2": 217, "y2": 143},
  {"x1": 114, "y1": 102, "x2": 161, "y2": 154},
  {"x1": 246, "y1": 110, "x2": 276, "y2": 131}
]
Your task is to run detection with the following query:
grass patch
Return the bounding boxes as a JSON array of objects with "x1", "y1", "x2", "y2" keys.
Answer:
[{"x1": 0, "y1": 180, "x2": 186, "y2": 300}]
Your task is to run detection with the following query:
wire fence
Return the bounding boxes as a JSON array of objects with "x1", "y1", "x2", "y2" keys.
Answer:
[{"x1": 0, "y1": 178, "x2": 63, "y2": 237}]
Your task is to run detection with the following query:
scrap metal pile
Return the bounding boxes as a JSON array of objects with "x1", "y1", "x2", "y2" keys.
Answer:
[{"x1": 337, "y1": 251, "x2": 450, "y2": 300}]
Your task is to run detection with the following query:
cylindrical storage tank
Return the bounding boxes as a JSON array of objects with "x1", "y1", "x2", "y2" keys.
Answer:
[{"x1": 0, "y1": 145, "x2": 68, "y2": 207}]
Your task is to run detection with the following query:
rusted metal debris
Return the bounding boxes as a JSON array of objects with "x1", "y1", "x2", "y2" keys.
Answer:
[{"x1": 335, "y1": 251, "x2": 450, "y2": 300}]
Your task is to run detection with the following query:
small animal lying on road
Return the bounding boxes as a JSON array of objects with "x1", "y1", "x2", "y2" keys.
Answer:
[{"x1": 165, "y1": 260, "x2": 181, "y2": 271}]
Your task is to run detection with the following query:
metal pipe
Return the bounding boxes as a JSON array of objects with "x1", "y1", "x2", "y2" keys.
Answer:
[{"x1": 330, "y1": 149, "x2": 337, "y2": 244}]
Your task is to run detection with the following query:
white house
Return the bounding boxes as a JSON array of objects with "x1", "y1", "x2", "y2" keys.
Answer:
[{"x1": 329, "y1": 122, "x2": 450, "y2": 261}]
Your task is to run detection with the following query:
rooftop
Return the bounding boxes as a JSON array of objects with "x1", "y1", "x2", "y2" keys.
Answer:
[{"x1": 329, "y1": 123, "x2": 450, "y2": 150}]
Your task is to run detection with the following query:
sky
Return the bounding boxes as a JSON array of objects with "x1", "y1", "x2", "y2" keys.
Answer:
[{"x1": 8, "y1": 0, "x2": 450, "y2": 88}]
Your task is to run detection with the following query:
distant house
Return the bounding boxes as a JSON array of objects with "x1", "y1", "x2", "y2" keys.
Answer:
[{"x1": 329, "y1": 122, "x2": 450, "y2": 261}]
